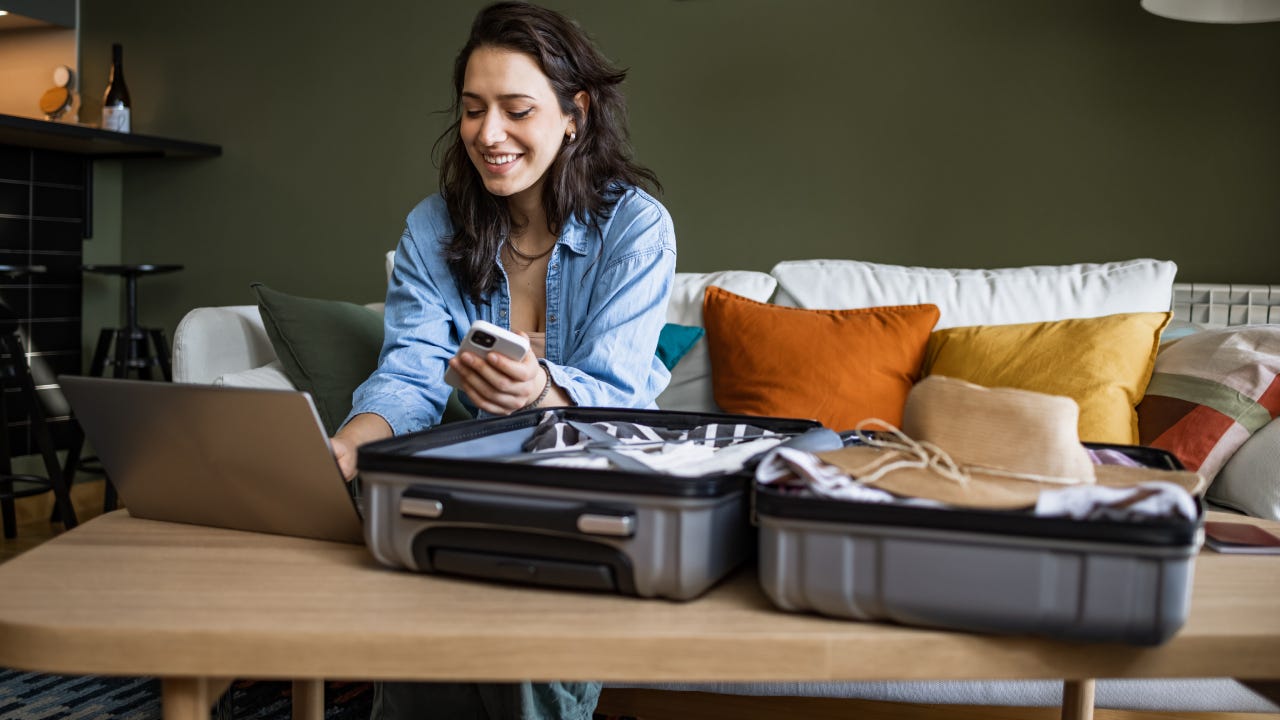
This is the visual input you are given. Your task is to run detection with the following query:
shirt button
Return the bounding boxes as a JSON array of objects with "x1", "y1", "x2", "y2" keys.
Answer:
[
  {"x1": 550, "y1": 263, "x2": 558, "y2": 270},
  {"x1": 499, "y1": 309, "x2": 508, "y2": 317},
  {"x1": 548, "y1": 314, "x2": 558, "y2": 323}
]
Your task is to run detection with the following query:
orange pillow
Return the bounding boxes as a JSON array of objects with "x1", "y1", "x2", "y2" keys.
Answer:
[{"x1": 703, "y1": 286, "x2": 941, "y2": 430}]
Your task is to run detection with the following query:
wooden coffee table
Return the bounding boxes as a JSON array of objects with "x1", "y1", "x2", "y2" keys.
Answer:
[{"x1": 1, "y1": 510, "x2": 1277, "y2": 720}]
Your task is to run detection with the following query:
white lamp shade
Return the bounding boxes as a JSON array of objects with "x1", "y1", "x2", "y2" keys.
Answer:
[{"x1": 1142, "y1": 0, "x2": 1280, "y2": 23}]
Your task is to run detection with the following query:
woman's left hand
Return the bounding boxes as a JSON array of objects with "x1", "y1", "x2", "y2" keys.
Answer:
[{"x1": 448, "y1": 339, "x2": 547, "y2": 415}]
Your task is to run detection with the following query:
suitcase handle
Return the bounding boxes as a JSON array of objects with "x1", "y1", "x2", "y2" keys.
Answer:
[{"x1": 400, "y1": 487, "x2": 637, "y2": 538}]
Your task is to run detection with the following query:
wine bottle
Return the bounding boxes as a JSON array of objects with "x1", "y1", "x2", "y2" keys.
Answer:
[{"x1": 101, "y1": 43, "x2": 131, "y2": 133}]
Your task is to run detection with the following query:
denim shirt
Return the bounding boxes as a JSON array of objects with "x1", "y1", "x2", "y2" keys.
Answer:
[{"x1": 348, "y1": 186, "x2": 676, "y2": 436}]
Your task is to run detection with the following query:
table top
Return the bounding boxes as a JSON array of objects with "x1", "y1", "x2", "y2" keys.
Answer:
[{"x1": 1, "y1": 510, "x2": 1278, "y2": 684}]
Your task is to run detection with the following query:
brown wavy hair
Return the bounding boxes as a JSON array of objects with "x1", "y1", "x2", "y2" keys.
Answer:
[{"x1": 435, "y1": 1, "x2": 661, "y2": 303}]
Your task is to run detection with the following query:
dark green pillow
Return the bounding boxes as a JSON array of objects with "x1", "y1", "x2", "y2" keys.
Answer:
[
  {"x1": 252, "y1": 283, "x2": 384, "y2": 436},
  {"x1": 656, "y1": 323, "x2": 705, "y2": 371}
]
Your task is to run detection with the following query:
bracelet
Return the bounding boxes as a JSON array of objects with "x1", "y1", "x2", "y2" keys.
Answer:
[{"x1": 520, "y1": 362, "x2": 552, "y2": 412}]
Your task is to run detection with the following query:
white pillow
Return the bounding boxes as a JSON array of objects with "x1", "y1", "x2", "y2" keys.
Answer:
[
  {"x1": 385, "y1": 249, "x2": 396, "y2": 285},
  {"x1": 1207, "y1": 417, "x2": 1280, "y2": 521},
  {"x1": 770, "y1": 258, "x2": 1178, "y2": 329},
  {"x1": 215, "y1": 360, "x2": 296, "y2": 390},
  {"x1": 656, "y1": 271, "x2": 777, "y2": 413}
]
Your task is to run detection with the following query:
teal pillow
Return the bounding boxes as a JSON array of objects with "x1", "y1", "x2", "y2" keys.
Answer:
[
  {"x1": 252, "y1": 283, "x2": 384, "y2": 436},
  {"x1": 656, "y1": 323, "x2": 705, "y2": 371}
]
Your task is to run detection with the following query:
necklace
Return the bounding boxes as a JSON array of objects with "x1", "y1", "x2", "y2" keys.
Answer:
[{"x1": 505, "y1": 235, "x2": 555, "y2": 263}]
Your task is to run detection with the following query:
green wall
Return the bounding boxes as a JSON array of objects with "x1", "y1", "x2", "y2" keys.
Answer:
[{"x1": 78, "y1": 0, "x2": 1280, "y2": 336}]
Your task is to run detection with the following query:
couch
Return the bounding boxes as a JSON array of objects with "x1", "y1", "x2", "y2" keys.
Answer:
[{"x1": 172, "y1": 256, "x2": 1280, "y2": 716}]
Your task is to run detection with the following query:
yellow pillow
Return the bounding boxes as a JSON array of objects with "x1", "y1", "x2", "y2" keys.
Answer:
[{"x1": 923, "y1": 312, "x2": 1171, "y2": 444}]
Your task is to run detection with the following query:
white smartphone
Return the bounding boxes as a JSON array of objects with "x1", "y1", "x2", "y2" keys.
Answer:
[{"x1": 444, "y1": 320, "x2": 531, "y2": 389}]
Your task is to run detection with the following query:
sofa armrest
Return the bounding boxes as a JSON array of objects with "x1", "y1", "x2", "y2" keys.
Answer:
[{"x1": 172, "y1": 305, "x2": 278, "y2": 384}]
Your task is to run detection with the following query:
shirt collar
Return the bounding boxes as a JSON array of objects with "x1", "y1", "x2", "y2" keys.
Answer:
[{"x1": 557, "y1": 215, "x2": 591, "y2": 256}]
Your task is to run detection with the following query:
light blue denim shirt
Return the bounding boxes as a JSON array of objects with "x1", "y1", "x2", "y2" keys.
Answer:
[{"x1": 348, "y1": 185, "x2": 676, "y2": 436}]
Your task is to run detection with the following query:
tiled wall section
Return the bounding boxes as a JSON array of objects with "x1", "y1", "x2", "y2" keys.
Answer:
[{"x1": 0, "y1": 143, "x2": 84, "y2": 456}]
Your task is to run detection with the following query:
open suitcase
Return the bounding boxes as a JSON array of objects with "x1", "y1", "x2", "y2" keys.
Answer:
[
  {"x1": 756, "y1": 443, "x2": 1204, "y2": 645},
  {"x1": 358, "y1": 407, "x2": 820, "y2": 600}
]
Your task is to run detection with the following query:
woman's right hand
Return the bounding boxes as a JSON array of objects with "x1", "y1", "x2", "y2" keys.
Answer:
[{"x1": 331, "y1": 413, "x2": 393, "y2": 482}]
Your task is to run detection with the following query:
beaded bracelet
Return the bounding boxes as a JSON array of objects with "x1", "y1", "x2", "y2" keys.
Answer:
[{"x1": 520, "y1": 362, "x2": 552, "y2": 412}]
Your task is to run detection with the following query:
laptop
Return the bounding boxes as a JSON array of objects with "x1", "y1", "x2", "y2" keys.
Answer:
[{"x1": 59, "y1": 376, "x2": 365, "y2": 544}]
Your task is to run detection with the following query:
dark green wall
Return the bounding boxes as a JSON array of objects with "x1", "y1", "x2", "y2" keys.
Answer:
[{"x1": 79, "y1": 0, "x2": 1280, "y2": 335}]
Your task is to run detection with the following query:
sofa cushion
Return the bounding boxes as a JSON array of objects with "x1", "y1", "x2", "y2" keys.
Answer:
[
  {"x1": 924, "y1": 312, "x2": 1170, "y2": 444},
  {"x1": 770, "y1": 258, "x2": 1177, "y2": 328},
  {"x1": 703, "y1": 286, "x2": 940, "y2": 429},
  {"x1": 656, "y1": 270, "x2": 777, "y2": 412},
  {"x1": 215, "y1": 360, "x2": 295, "y2": 390},
  {"x1": 1139, "y1": 325, "x2": 1280, "y2": 484},
  {"x1": 252, "y1": 283, "x2": 384, "y2": 436}
]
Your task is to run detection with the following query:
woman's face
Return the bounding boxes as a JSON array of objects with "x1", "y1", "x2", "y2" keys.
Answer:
[{"x1": 460, "y1": 46, "x2": 575, "y2": 207}]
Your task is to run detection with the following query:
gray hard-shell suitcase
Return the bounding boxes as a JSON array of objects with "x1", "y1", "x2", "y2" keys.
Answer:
[
  {"x1": 358, "y1": 407, "x2": 821, "y2": 600},
  {"x1": 756, "y1": 443, "x2": 1203, "y2": 645}
]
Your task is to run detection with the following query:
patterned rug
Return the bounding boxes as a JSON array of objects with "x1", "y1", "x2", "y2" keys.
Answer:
[{"x1": 0, "y1": 669, "x2": 373, "y2": 719}]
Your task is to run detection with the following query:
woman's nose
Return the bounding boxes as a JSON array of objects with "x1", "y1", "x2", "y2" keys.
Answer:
[{"x1": 479, "y1": 112, "x2": 507, "y2": 145}]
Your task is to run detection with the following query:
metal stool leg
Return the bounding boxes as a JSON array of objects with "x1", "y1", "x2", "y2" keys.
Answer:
[
  {"x1": 149, "y1": 328, "x2": 173, "y2": 381},
  {"x1": 0, "y1": 478, "x2": 13, "y2": 539},
  {"x1": 122, "y1": 327, "x2": 152, "y2": 381},
  {"x1": 89, "y1": 328, "x2": 114, "y2": 377},
  {"x1": 8, "y1": 334, "x2": 77, "y2": 530},
  {"x1": 0, "y1": 351, "x2": 16, "y2": 539}
]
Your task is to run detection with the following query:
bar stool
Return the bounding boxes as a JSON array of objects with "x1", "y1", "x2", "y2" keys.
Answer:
[
  {"x1": 83, "y1": 264, "x2": 184, "y2": 380},
  {"x1": 71, "y1": 264, "x2": 183, "y2": 511},
  {"x1": 0, "y1": 264, "x2": 77, "y2": 538}
]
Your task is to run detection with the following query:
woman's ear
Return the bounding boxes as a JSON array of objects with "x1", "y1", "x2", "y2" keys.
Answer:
[{"x1": 572, "y1": 90, "x2": 590, "y2": 129}]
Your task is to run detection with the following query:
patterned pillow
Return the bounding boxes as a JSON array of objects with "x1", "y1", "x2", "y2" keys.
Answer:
[{"x1": 1138, "y1": 325, "x2": 1280, "y2": 483}]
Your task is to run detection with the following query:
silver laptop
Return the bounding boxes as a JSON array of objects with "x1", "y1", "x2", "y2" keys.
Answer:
[{"x1": 59, "y1": 376, "x2": 364, "y2": 544}]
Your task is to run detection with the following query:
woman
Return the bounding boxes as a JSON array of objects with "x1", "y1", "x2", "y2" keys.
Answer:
[{"x1": 332, "y1": 2, "x2": 675, "y2": 718}]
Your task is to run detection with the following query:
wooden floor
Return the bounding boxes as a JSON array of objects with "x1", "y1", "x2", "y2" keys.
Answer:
[{"x1": 0, "y1": 477, "x2": 106, "y2": 565}]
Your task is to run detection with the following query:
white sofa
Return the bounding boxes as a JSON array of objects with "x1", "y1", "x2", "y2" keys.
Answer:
[{"x1": 172, "y1": 257, "x2": 1280, "y2": 715}]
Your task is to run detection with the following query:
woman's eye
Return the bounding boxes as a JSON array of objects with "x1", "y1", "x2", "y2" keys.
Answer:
[
  {"x1": 464, "y1": 109, "x2": 484, "y2": 118},
  {"x1": 509, "y1": 109, "x2": 533, "y2": 120}
]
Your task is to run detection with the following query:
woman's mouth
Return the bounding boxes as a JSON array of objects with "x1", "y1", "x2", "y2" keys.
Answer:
[{"x1": 482, "y1": 153, "x2": 523, "y2": 174}]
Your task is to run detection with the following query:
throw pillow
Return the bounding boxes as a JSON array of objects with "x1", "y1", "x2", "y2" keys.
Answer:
[
  {"x1": 655, "y1": 323, "x2": 705, "y2": 372},
  {"x1": 923, "y1": 312, "x2": 1171, "y2": 445},
  {"x1": 702, "y1": 286, "x2": 940, "y2": 430},
  {"x1": 1137, "y1": 325, "x2": 1280, "y2": 483},
  {"x1": 252, "y1": 283, "x2": 384, "y2": 436},
  {"x1": 769, "y1": 258, "x2": 1177, "y2": 329}
]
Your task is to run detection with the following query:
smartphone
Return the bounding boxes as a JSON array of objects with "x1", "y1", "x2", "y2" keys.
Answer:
[
  {"x1": 444, "y1": 320, "x2": 531, "y2": 389},
  {"x1": 1203, "y1": 521, "x2": 1280, "y2": 555}
]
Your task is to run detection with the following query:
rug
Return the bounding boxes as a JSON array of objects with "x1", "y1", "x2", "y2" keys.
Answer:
[{"x1": 0, "y1": 669, "x2": 373, "y2": 720}]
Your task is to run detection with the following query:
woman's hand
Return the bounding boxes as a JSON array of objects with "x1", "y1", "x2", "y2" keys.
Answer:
[
  {"x1": 331, "y1": 413, "x2": 392, "y2": 481},
  {"x1": 448, "y1": 335, "x2": 551, "y2": 415}
]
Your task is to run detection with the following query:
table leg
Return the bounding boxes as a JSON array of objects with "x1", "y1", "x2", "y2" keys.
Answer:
[
  {"x1": 161, "y1": 677, "x2": 233, "y2": 720},
  {"x1": 1061, "y1": 678, "x2": 1096, "y2": 720},
  {"x1": 292, "y1": 679, "x2": 325, "y2": 720}
]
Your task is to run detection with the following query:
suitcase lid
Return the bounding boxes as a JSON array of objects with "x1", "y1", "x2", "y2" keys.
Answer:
[
  {"x1": 755, "y1": 443, "x2": 1203, "y2": 547},
  {"x1": 359, "y1": 407, "x2": 823, "y2": 499}
]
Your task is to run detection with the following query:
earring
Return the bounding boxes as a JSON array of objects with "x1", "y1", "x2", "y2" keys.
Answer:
[{"x1": 568, "y1": 131, "x2": 577, "y2": 143}]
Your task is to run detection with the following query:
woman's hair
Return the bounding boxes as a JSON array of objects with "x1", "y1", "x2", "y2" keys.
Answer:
[{"x1": 436, "y1": 1, "x2": 660, "y2": 303}]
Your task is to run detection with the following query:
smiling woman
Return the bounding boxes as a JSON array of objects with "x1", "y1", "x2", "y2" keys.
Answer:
[{"x1": 328, "y1": 2, "x2": 676, "y2": 719}]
